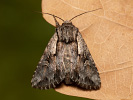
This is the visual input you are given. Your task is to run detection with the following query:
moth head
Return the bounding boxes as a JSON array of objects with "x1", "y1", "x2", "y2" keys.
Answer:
[
  {"x1": 61, "y1": 20, "x2": 73, "y2": 26},
  {"x1": 63, "y1": 20, "x2": 72, "y2": 24}
]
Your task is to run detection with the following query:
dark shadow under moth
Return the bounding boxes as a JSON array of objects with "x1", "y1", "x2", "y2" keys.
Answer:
[{"x1": 31, "y1": 10, "x2": 101, "y2": 90}]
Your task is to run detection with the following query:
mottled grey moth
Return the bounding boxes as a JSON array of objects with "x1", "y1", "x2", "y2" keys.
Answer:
[{"x1": 31, "y1": 8, "x2": 101, "y2": 90}]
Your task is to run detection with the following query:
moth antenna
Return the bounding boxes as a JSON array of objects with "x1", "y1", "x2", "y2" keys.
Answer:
[
  {"x1": 35, "y1": 11, "x2": 65, "y2": 22},
  {"x1": 53, "y1": 15, "x2": 60, "y2": 27},
  {"x1": 42, "y1": 13, "x2": 64, "y2": 22},
  {"x1": 35, "y1": 11, "x2": 64, "y2": 27},
  {"x1": 70, "y1": 8, "x2": 102, "y2": 21}
]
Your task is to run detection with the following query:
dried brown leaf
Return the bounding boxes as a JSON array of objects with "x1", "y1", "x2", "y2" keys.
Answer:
[{"x1": 42, "y1": 0, "x2": 133, "y2": 99}]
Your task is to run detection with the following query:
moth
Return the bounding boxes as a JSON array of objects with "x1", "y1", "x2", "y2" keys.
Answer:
[{"x1": 31, "y1": 8, "x2": 101, "y2": 90}]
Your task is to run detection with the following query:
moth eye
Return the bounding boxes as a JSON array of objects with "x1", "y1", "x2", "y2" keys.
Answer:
[
  {"x1": 61, "y1": 28, "x2": 64, "y2": 31},
  {"x1": 56, "y1": 28, "x2": 58, "y2": 32}
]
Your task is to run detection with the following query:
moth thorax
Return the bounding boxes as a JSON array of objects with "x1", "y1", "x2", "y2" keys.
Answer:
[{"x1": 57, "y1": 25, "x2": 77, "y2": 43}]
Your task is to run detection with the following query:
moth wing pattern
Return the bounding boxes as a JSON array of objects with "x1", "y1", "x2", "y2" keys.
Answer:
[
  {"x1": 31, "y1": 32, "x2": 64, "y2": 89},
  {"x1": 72, "y1": 32, "x2": 101, "y2": 90}
]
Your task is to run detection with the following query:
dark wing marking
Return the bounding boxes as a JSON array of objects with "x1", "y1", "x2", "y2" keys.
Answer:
[
  {"x1": 31, "y1": 32, "x2": 64, "y2": 89},
  {"x1": 72, "y1": 32, "x2": 101, "y2": 90}
]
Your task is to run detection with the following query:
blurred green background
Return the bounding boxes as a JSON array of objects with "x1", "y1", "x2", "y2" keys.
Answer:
[{"x1": 0, "y1": 0, "x2": 91, "y2": 100}]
